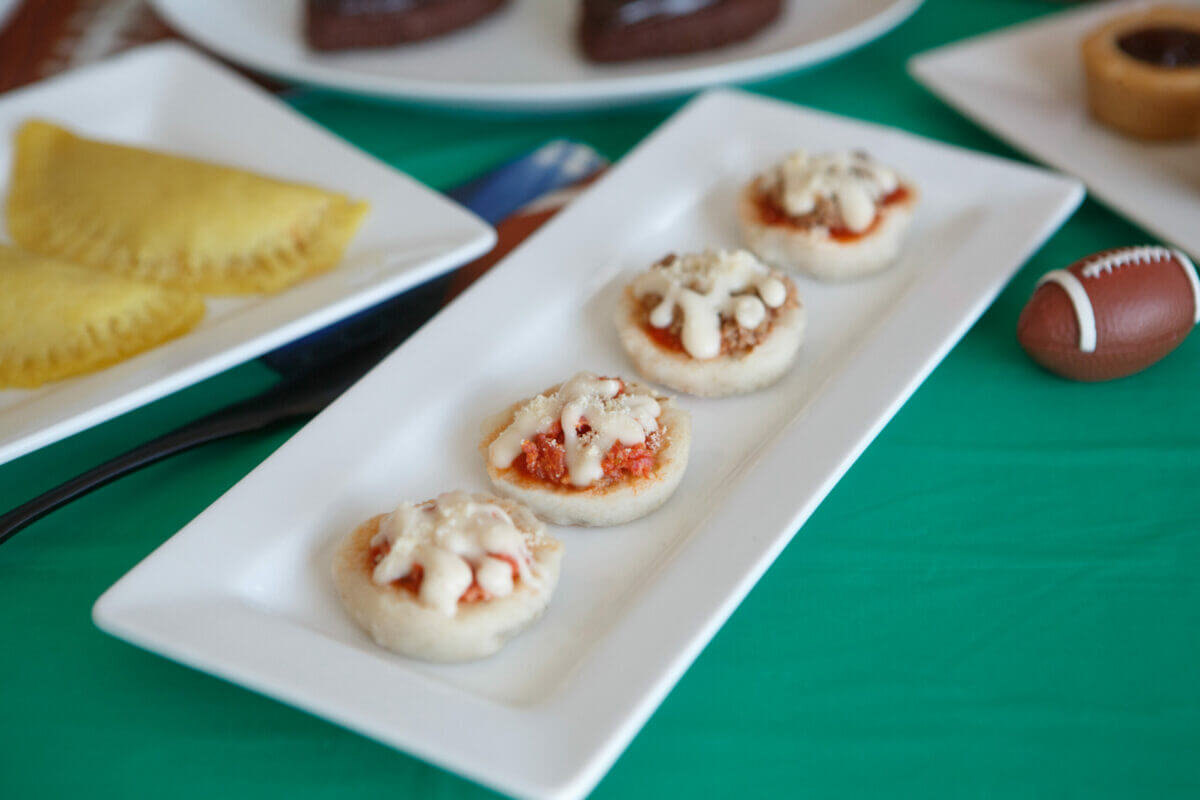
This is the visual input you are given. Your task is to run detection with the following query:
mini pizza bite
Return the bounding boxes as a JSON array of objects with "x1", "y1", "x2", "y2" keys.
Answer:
[
  {"x1": 615, "y1": 249, "x2": 804, "y2": 396},
  {"x1": 332, "y1": 490, "x2": 562, "y2": 662},
  {"x1": 738, "y1": 149, "x2": 918, "y2": 281},
  {"x1": 479, "y1": 372, "x2": 690, "y2": 526}
]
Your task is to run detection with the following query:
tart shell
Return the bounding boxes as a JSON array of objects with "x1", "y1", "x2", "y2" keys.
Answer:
[{"x1": 1081, "y1": 5, "x2": 1200, "y2": 141}]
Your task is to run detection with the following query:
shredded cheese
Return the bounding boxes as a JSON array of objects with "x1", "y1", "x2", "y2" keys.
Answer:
[
  {"x1": 631, "y1": 249, "x2": 786, "y2": 360},
  {"x1": 488, "y1": 372, "x2": 661, "y2": 488},
  {"x1": 762, "y1": 149, "x2": 899, "y2": 233},
  {"x1": 370, "y1": 491, "x2": 538, "y2": 616}
]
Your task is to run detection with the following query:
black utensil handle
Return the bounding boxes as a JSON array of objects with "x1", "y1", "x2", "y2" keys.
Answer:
[
  {"x1": 0, "y1": 323, "x2": 385, "y2": 547},
  {"x1": 0, "y1": 400, "x2": 307, "y2": 547},
  {"x1": 0, "y1": 298, "x2": 404, "y2": 547}
]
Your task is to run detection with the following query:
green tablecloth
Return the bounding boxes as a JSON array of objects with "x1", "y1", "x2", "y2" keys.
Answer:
[{"x1": 3, "y1": 1, "x2": 1197, "y2": 796}]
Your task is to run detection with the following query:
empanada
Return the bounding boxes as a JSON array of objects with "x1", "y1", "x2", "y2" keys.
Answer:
[
  {"x1": 0, "y1": 244, "x2": 205, "y2": 388},
  {"x1": 6, "y1": 121, "x2": 368, "y2": 295}
]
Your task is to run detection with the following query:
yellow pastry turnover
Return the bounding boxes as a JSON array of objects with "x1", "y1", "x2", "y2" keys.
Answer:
[
  {"x1": 0, "y1": 244, "x2": 205, "y2": 388},
  {"x1": 6, "y1": 121, "x2": 369, "y2": 294}
]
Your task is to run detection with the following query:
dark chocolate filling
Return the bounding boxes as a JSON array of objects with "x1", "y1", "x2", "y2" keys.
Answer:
[
  {"x1": 1117, "y1": 26, "x2": 1200, "y2": 68},
  {"x1": 308, "y1": 0, "x2": 436, "y2": 13},
  {"x1": 584, "y1": 0, "x2": 721, "y2": 28}
]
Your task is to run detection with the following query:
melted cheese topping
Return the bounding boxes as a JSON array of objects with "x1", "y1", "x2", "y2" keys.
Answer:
[
  {"x1": 370, "y1": 491, "x2": 538, "y2": 616},
  {"x1": 762, "y1": 149, "x2": 899, "y2": 233},
  {"x1": 631, "y1": 249, "x2": 786, "y2": 360},
  {"x1": 488, "y1": 372, "x2": 661, "y2": 488}
]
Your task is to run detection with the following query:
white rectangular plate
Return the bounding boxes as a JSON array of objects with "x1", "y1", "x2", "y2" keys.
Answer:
[
  {"x1": 0, "y1": 42, "x2": 494, "y2": 465},
  {"x1": 909, "y1": 0, "x2": 1200, "y2": 259},
  {"x1": 95, "y1": 90, "x2": 1082, "y2": 800}
]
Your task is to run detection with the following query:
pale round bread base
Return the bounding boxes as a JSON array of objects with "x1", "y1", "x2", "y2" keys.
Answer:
[
  {"x1": 331, "y1": 501, "x2": 563, "y2": 663},
  {"x1": 737, "y1": 182, "x2": 917, "y2": 282},
  {"x1": 614, "y1": 288, "x2": 805, "y2": 397},
  {"x1": 478, "y1": 383, "x2": 691, "y2": 527}
]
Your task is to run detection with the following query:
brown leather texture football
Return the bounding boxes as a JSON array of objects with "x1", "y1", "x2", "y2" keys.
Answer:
[{"x1": 1017, "y1": 246, "x2": 1199, "y2": 381}]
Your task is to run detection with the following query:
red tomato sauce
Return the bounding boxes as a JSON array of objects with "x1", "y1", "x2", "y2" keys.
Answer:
[
  {"x1": 509, "y1": 379, "x2": 659, "y2": 487},
  {"x1": 513, "y1": 418, "x2": 658, "y2": 485},
  {"x1": 643, "y1": 322, "x2": 687, "y2": 354}
]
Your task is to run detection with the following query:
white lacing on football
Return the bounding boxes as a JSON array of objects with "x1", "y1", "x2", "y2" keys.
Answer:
[
  {"x1": 1082, "y1": 245, "x2": 1174, "y2": 277},
  {"x1": 1037, "y1": 270, "x2": 1098, "y2": 353},
  {"x1": 1081, "y1": 246, "x2": 1200, "y2": 324}
]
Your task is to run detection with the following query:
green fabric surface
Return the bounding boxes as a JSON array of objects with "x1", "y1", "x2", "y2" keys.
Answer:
[{"x1": 2, "y1": 1, "x2": 1198, "y2": 797}]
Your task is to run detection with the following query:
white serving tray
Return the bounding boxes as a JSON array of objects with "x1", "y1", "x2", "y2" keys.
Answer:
[
  {"x1": 95, "y1": 89, "x2": 1082, "y2": 800},
  {"x1": 0, "y1": 42, "x2": 494, "y2": 465},
  {"x1": 151, "y1": 0, "x2": 921, "y2": 111},
  {"x1": 909, "y1": 0, "x2": 1200, "y2": 260}
]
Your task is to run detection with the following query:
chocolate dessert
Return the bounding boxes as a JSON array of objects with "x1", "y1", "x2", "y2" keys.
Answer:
[
  {"x1": 1081, "y1": 3, "x2": 1200, "y2": 140},
  {"x1": 306, "y1": 0, "x2": 510, "y2": 51},
  {"x1": 579, "y1": 0, "x2": 784, "y2": 63},
  {"x1": 1116, "y1": 26, "x2": 1200, "y2": 68}
]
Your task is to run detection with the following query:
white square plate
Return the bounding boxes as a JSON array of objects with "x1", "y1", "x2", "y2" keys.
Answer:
[
  {"x1": 908, "y1": 0, "x2": 1200, "y2": 259},
  {"x1": 0, "y1": 42, "x2": 494, "y2": 465},
  {"x1": 94, "y1": 90, "x2": 1082, "y2": 800}
]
